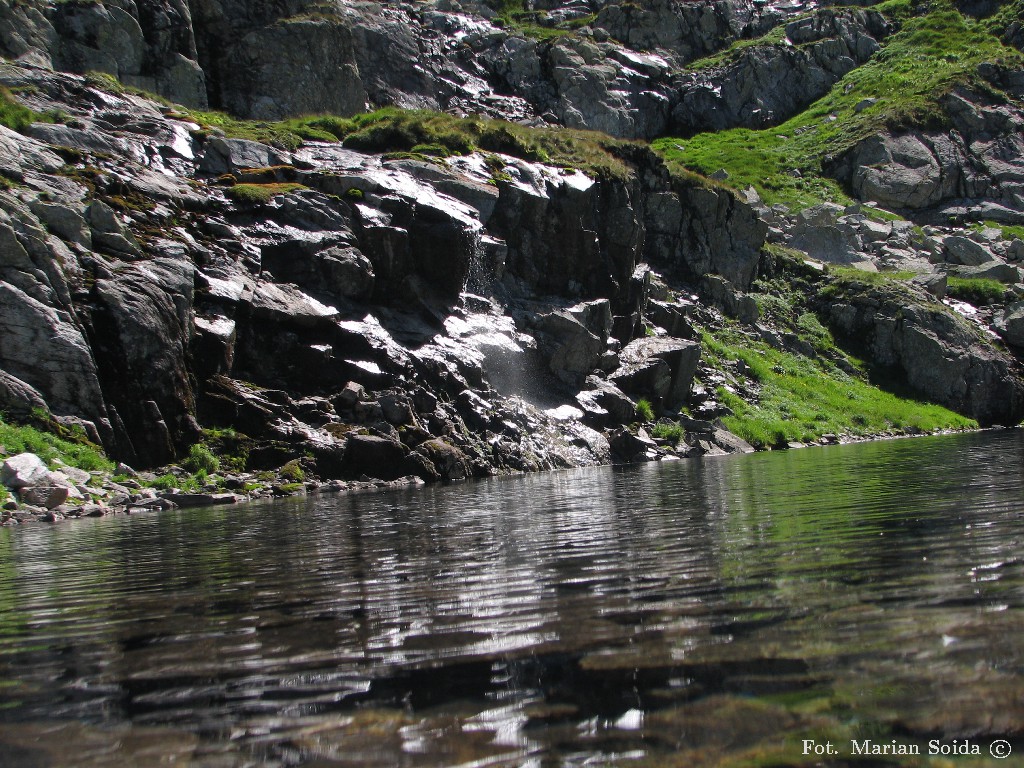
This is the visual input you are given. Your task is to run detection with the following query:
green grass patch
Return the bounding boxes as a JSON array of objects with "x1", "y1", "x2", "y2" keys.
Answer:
[
  {"x1": 227, "y1": 182, "x2": 307, "y2": 204},
  {"x1": 635, "y1": 398, "x2": 655, "y2": 421},
  {"x1": 971, "y1": 220, "x2": 1024, "y2": 242},
  {"x1": 149, "y1": 474, "x2": 178, "y2": 491},
  {"x1": 0, "y1": 414, "x2": 114, "y2": 472},
  {"x1": 654, "y1": 1, "x2": 1024, "y2": 209},
  {"x1": 827, "y1": 266, "x2": 917, "y2": 285},
  {"x1": 200, "y1": 428, "x2": 250, "y2": 472},
  {"x1": 651, "y1": 423, "x2": 684, "y2": 445},
  {"x1": 686, "y1": 24, "x2": 789, "y2": 72},
  {"x1": 702, "y1": 326, "x2": 976, "y2": 448},
  {"x1": 0, "y1": 87, "x2": 35, "y2": 133},
  {"x1": 332, "y1": 108, "x2": 633, "y2": 179},
  {"x1": 279, "y1": 459, "x2": 305, "y2": 482},
  {"x1": 182, "y1": 443, "x2": 219, "y2": 474},
  {"x1": 195, "y1": 105, "x2": 631, "y2": 178},
  {"x1": 946, "y1": 276, "x2": 1007, "y2": 305},
  {"x1": 989, "y1": 0, "x2": 1024, "y2": 37},
  {"x1": 0, "y1": 87, "x2": 65, "y2": 134}
]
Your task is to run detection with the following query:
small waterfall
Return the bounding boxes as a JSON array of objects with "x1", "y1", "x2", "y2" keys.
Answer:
[
  {"x1": 464, "y1": 228, "x2": 508, "y2": 296},
  {"x1": 443, "y1": 296, "x2": 560, "y2": 407}
]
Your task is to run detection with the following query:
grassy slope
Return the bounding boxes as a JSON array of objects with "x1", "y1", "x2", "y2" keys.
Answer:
[
  {"x1": 653, "y1": 0, "x2": 1024, "y2": 209},
  {"x1": 694, "y1": 253, "x2": 979, "y2": 447},
  {"x1": 702, "y1": 325, "x2": 976, "y2": 448},
  {"x1": 173, "y1": 104, "x2": 635, "y2": 179},
  {"x1": 652, "y1": 1, "x2": 1019, "y2": 441},
  {"x1": 0, "y1": 416, "x2": 114, "y2": 473}
]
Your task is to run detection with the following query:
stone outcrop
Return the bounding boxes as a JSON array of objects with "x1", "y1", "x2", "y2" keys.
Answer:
[
  {"x1": 0, "y1": 0, "x2": 888, "y2": 140},
  {"x1": 1, "y1": 63, "x2": 758, "y2": 484},
  {"x1": 820, "y1": 281, "x2": 1024, "y2": 426},
  {"x1": 2, "y1": 0, "x2": 1024, "y2": 513},
  {"x1": 593, "y1": 0, "x2": 781, "y2": 63},
  {"x1": 672, "y1": 9, "x2": 889, "y2": 133},
  {"x1": 0, "y1": 0, "x2": 206, "y2": 107},
  {"x1": 644, "y1": 177, "x2": 768, "y2": 289},
  {"x1": 828, "y1": 89, "x2": 1024, "y2": 223},
  {"x1": 609, "y1": 337, "x2": 701, "y2": 411}
]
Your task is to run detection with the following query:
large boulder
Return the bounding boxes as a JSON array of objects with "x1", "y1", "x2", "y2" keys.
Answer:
[
  {"x1": 534, "y1": 310, "x2": 606, "y2": 385},
  {"x1": 644, "y1": 177, "x2": 767, "y2": 289},
  {"x1": 343, "y1": 433, "x2": 408, "y2": 480},
  {"x1": 994, "y1": 302, "x2": 1024, "y2": 349},
  {"x1": 0, "y1": 370, "x2": 49, "y2": 417},
  {"x1": 609, "y1": 337, "x2": 700, "y2": 411},
  {"x1": 828, "y1": 91, "x2": 1024, "y2": 220},
  {"x1": 0, "y1": 281, "x2": 108, "y2": 430},
  {"x1": 408, "y1": 438, "x2": 470, "y2": 483},
  {"x1": 1, "y1": 452, "x2": 50, "y2": 489}
]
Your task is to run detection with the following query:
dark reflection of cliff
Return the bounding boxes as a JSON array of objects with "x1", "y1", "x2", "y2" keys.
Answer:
[{"x1": 2, "y1": 431, "x2": 1024, "y2": 766}]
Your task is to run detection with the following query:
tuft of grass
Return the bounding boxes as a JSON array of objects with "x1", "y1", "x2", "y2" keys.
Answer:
[
  {"x1": 946, "y1": 276, "x2": 1006, "y2": 305},
  {"x1": 701, "y1": 327, "x2": 976, "y2": 448},
  {"x1": 0, "y1": 414, "x2": 114, "y2": 472},
  {"x1": 827, "y1": 266, "x2": 917, "y2": 285},
  {"x1": 149, "y1": 474, "x2": 178, "y2": 491},
  {"x1": 279, "y1": 460, "x2": 305, "y2": 482},
  {"x1": 655, "y1": 1, "x2": 1024, "y2": 209},
  {"x1": 0, "y1": 87, "x2": 35, "y2": 133},
  {"x1": 651, "y1": 423, "x2": 685, "y2": 445},
  {"x1": 635, "y1": 399, "x2": 655, "y2": 422},
  {"x1": 227, "y1": 182, "x2": 307, "y2": 204},
  {"x1": 972, "y1": 221, "x2": 1024, "y2": 242},
  {"x1": 182, "y1": 443, "x2": 219, "y2": 474}
]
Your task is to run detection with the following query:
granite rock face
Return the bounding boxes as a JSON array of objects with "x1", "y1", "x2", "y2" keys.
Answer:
[
  {"x1": 1, "y1": 0, "x2": 1023, "y2": 494},
  {"x1": 0, "y1": 0, "x2": 895, "y2": 140},
  {"x1": 671, "y1": 9, "x2": 889, "y2": 133},
  {"x1": 828, "y1": 89, "x2": 1024, "y2": 224},
  {"x1": 0, "y1": 63, "x2": 765, "y2": 479},
  {"x1": 822, "y1": 281, "x2": 1024, "y2": 426}
]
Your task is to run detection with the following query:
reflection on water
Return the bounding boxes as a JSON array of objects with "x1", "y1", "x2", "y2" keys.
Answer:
[{"x1": 2, "y1": 431, "x2": 1024, "y2": 766}]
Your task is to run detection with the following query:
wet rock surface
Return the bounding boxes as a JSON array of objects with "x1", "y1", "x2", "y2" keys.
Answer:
[
  {"x1": 0, "y1": 61, "x2": 771, "y2": 523},
  {"x1": 2, "y1": 1, "x2": 1024, "y2": 523}
]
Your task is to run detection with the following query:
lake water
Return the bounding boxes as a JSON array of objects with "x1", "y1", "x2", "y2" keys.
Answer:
[{"x1": 2, "y1": 431, "x2": 1024, "y2": 767}]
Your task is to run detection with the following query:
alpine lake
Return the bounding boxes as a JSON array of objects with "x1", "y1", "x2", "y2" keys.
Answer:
[{"x1": 2, "y1": 430, "x2": 1024, "y2": 767}]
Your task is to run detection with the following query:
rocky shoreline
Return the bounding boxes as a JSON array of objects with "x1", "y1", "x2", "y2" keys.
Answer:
[{"x1": 3, "y1": 420, "x2": 999, "y2": 526}]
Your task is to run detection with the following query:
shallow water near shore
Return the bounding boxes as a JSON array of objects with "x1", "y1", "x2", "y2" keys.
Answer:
[{"x1": 2, "y1": 430, "x2": 1024, "y2": 767}]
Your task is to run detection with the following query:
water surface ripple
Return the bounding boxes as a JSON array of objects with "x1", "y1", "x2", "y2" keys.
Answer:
[{"x1": 2, "y1": 431, "x2": 1024, "y2": 766}]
